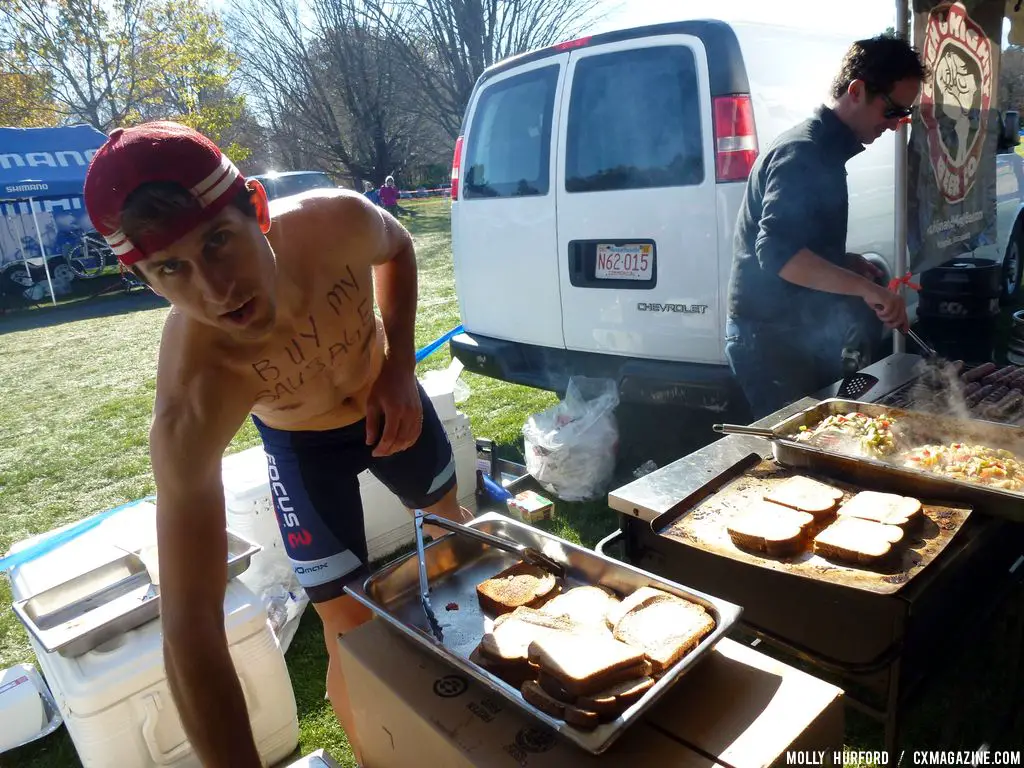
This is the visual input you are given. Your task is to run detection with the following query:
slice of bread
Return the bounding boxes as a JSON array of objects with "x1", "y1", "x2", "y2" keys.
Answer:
[
  {"x1": 527, "y1": 633, "x2": 647, "y2": 698},
  {"x1": 606, "y1": 586, "x2": 669, "y2": 629},
  {"x1": 521, "y1": 679, "x2": 565, "y2": 718},
  {"x1": 563, "y1": 704, "x2": 601, "y2": 730},
  {"x1": 476, "y1": 561, "x2": 560, "y2": 616},
  {"x1": 470, "y1": 646, "x2": 535, "y2": 688},
  {"x1": 727, "y1": 501, "x2": 815, "y2": 557},
  {"x1": 813, "y1": 516, "x2": 905, "y2": 565},
  {"x1": 539, "y1": 585, "x2": 620, "y2": 629},
  {"x1": 576, "y1": 676, "x2": 655, "y2": 718},
  {"x1": 763, "y1": 475, "x2": 844, "y2": 518},
  {"x1": 837, "y1": 490, "x2": 922, "y2": 527},
  {"x1": 613, "y1": 593, "x2": 716, "y2": 673},
  {"x1": 479, "y1": 607, "x2": 586, "y2": 665}
]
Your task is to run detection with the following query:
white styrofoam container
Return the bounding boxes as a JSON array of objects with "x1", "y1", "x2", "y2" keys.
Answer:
[
  {"x1": 8, "y1": 512, "x2": 299, "y2": 768},
  {"x1": 223, "y1": 411, "x2": 478, "y2": 565}
]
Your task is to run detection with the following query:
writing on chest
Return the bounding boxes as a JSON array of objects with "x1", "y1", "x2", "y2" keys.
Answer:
[{"x1": 252, "y1": 265, "x2": 376, "y2": 405}]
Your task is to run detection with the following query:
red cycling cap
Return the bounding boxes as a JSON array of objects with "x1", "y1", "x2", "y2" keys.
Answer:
[{"x1": 84, "y1": 121, "x2": 247, "y2": 266}]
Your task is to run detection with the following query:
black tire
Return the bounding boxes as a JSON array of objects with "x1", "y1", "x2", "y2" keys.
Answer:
[
  {"x1": 64, "y1": 239, "x2": 109, "y2": 279},
  {"x1": 1001, "y1": 218, "x2": 1023, "y2": 304}
]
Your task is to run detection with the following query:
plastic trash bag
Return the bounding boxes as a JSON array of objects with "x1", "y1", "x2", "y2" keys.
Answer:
[{"x1": 523, "y1": 377, "x2": 620, "y2": 502}]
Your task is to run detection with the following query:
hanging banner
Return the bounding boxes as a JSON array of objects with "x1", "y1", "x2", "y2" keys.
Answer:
[{"x1": 908, "y1": 0, "x2": 1003, "y2": 273}]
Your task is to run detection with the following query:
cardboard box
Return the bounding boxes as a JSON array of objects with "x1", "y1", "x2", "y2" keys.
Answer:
[{"x1": 338, "y1": 620, "x2": 844, "y2": 768}]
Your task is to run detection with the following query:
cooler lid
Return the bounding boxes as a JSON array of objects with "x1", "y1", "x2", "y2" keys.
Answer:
[{"x1": 221, "y1": 446, "x2": 272, "y2": 505}]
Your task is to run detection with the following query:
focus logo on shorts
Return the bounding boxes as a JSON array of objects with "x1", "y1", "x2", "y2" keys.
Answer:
[
  {"x1": 266, "y1": 454, "x2": 302, "y2": 528},
  {"x1": 287, "y1": 529, "x2": 312, "y2": 548}
]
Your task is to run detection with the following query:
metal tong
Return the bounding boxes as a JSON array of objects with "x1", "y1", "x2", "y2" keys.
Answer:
[
  {"x1": 412, "y1": 511, "x2": 567, "y2": 642},
  {"x1": 905, "y1": 328, "x2": 938, "y2": 359}
]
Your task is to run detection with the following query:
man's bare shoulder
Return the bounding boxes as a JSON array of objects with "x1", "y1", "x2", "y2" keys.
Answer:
[{"x1": 270, "y1": 187, "x2": 379, "y2": 231}]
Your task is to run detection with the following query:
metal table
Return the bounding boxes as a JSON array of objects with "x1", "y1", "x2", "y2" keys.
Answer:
[{"x1": 604, "y1": 353, "x2": 1024, "y2": 751}]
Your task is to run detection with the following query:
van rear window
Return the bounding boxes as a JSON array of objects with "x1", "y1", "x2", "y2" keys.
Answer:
[
  {"x1": 463, "y1": 65, "x2": 559, "y2": 199},
  {"x1": 566, "y1": 46, "x2": 704, "y2": 193}
]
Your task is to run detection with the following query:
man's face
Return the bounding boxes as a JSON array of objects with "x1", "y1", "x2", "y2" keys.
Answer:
[
  {"x1": 136, "y1": 201, "x2": 278, "y2": 339},
  {"x1": 848, "y1": 76, "x2": 921, "y2": 144}
]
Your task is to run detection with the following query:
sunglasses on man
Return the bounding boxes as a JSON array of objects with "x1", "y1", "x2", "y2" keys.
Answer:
[{"x1": 880, "y1": 92, "x2": 915, "y2": 121}]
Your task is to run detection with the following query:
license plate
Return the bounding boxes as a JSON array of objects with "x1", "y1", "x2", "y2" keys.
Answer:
[{"x1": 595, "y1": 243, "x2": 653, "y2": 281}]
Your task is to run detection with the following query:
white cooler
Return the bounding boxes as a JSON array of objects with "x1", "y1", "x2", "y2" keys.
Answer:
[
  {"x1": 223, "y1": 409, "x2": 478, "y2": 565},
  {"x1": 7, "y1": 507, "x2": 299, "y2": 768}
]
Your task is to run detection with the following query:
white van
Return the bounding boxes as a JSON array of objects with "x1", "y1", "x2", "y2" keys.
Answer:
[{"x1": 448, "y1": 20, "x2": 1024, "y2": 409}]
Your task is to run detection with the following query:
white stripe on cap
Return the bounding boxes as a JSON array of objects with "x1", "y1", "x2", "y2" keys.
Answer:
[
  {"x1": 191, "y1": 154, "x2": 241, "y2": 208},
  {"x1": 104, "y1": 229, "x2": 135, "y2": 256}
]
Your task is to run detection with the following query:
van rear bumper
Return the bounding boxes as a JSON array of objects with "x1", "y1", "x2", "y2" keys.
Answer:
[{"x1": 449, "y1": 332, "x2": 741, "y2": 409}]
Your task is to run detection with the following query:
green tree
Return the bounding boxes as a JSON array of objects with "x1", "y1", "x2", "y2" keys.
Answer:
[{"x1": 2, "y1": 0, "x2": 248, "y2": 160}]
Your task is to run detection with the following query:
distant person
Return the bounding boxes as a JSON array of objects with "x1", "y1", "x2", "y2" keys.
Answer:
[
  {"x1": 363, "y1": 181, "x2": 381, "y2": 206},
  {"x1": 379, "y1": 176, "x2": 399, "y2": 216}
]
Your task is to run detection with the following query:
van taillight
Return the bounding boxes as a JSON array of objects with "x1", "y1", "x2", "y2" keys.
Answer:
[
  {"x1": 712, "y1": 95, "x2": 758, "y2": 183},
  {"x1": 451, "y1": 136, "x2": 464, "y2": 201}
]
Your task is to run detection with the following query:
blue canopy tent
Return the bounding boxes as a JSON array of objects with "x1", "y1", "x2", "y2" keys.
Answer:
[{"x1": 0, "y1": 124, "x2": 108, "y2": 305}]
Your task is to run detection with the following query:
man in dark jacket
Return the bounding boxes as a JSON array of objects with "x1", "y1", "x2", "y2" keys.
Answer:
[{"x1": 726, "y1": 35, "x2": 927, "y2": 419}]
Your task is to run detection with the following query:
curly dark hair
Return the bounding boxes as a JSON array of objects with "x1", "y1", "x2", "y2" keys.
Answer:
[{"x1": 831, "y1": 34, "x2": 929, "y2": 100}]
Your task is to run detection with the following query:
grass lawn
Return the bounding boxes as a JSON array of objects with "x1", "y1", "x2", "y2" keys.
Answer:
[{"x1": 1, "y1": 197, "x2": 1022, "y2": 766}]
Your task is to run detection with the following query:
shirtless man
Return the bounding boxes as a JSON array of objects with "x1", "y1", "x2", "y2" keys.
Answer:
[{"x1": 83, "y1": 122, "x2": 469, "y2": 766}]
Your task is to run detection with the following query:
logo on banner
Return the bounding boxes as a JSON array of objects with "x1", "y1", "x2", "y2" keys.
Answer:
[{"x1": 919, "y1": 2, "x2": 993, "y2": 204}]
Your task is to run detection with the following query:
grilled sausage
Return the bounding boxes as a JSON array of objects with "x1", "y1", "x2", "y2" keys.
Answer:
[
  {"x1": 1006, "y1": 368, "x2": 1024, "y2": 390},
  {"x1": 983, "y1": 366, "x2": 1016, "y2": 385},
  {"x1": 965, "y1": 384, "x2": 995, "y2": 408},
  {"x1": 986, "y1": 391, "x2": 1024, "y2": 419},
  {"x1": 963, "y1": 362, "x2": 997, "y2": 383},
  {"x1": 985, "y1": 386, "x2": 1010, "y2": 402},
  {"x1": 962, "y1": 382, "x2": 982, "y2": 397}
]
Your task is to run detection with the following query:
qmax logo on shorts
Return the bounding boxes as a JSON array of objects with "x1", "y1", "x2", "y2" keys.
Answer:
[
  {"x1": 919, "y1": 2, "x2": 993, "y2": 204},
  {"x1": 295, "y1": 563, "x2": 329, "y2": 575},
  {"x1": 266, "y1": 454, "x2": 313, "y2": 548}
]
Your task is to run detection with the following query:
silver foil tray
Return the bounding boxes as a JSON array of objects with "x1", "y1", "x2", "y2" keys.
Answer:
[
  {"x1": 345, "y1": 511, "x2": 742, "y2": 755},
  {"x1": 11, "y1": 529, "x2": 261, "y2": 658}
]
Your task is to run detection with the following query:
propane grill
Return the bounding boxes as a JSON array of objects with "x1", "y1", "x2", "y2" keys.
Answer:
[{"x1": 605, "y1": 353, "x2": 1024, "y2": 752}]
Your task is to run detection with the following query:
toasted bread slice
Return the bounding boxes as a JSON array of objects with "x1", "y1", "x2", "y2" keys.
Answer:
[
  {"x1": 563, "y1": 704, "x2": 601, "y2": 730},
  {"x1": 527, "y1": 633, "x2": 647, "y2": 698},
  {"x1": 476, "y1": 561, "x2": 560, "y2": 616},
  {"x1": 471, "y1": 645, "x2": 535, "y2": 688},
  {"x1": 521, "y1": 680, "x2": 565, "y2": 718},
  {"x1": 727, "y1": 502, "x2": 815, "y2": 557},
  {"x1": 576, "y1": 676, "x2": 655, "y2": 718},
  {"x1": 813, "y1": 516, "x2": 905, "y2": 565},
  {"x1": 613, "y1": 594, "x2": 715, "y2": 673},
  {"x1": 838, "y1": 490, "x2": 922, "y2": 527},
  {"x1": 764, "y1": 475, "x2": 844, "y2": 518},
  {"x1": 479, "y1": 607, "x2": 590, "y2": 665},
  {"x1": 540, "y1": 585, "x2": 620, "y2": 629},
  {"x1": 606, "y1": 586, "x2": 676, "y2": 628}
]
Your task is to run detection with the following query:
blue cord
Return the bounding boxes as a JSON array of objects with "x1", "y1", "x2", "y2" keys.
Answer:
[{"x1": 416, "y1": 324, "x2": 464, "y2": 363}]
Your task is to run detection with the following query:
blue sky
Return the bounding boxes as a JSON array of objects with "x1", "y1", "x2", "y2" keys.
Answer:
[{"x1": 590, "y1": 0, "x2": 1013, "y2": 46}]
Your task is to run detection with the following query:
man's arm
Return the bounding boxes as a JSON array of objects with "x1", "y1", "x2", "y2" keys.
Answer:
[
  {"x1": 152, "y1": 372, "x2": 260, "y2": 767},
  {"x1": 360, "y1": 201, "x2": 422, "y2": 456},
  {"x1": 371, "y1": 206, "x2": 417, "y2": 370}
]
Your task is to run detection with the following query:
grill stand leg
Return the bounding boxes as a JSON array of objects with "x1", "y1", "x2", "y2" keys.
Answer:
[{"x1": 883, "y1": 656, "x2": 902, "y2": 756}]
